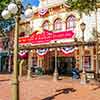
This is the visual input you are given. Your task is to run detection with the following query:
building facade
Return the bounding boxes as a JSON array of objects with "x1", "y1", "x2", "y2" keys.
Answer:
[{"x1": 19, "y1": 0, "x2": 100, "y2": 76}]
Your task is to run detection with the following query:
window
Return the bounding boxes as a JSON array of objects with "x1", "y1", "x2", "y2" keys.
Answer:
[
  {"x1": 54, "y1": 18, "x2": 62, "y2": 31},
  {"x1": 42, "y1": 20, "x2": 49, "y2": 30},
  {"x1": 66, "y1": 15, "x2": 76, "y2": 31},
  {"x1": 84, "y1": 56, "x2": 91, "y2": 71}
]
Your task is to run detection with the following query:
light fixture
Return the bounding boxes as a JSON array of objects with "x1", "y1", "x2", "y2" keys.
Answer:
[
  {"x1": 1, "y1": 9, "x2": 11, "y2": 19},
  {"x1": 2, "y1": 3, "x2": 33, "y2": 19},
  {"x1": 8, "y1": 3, "x2": 18, "y2": 14},
  {"x1": 80, "y1": 22, "x2": 86, "y2": 33},
  {"x1": 24, "y1": 5, "x2": 33, "y2": 18}
]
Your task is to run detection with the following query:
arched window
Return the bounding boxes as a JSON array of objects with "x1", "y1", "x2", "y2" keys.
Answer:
[
  {"x1": 54, "y1": 18, "x2": 62, "y2": 31},
  {"x1": 42, "y1": 20, "x2": 49, "y2": 30},
  {"x1": 66, "y1": 15, "x2": 76, "y2": 31}
]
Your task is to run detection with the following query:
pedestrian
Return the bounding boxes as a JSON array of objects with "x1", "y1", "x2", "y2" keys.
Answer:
[{"x1": 72, "y1": 66, "x2": 80, "y2": 79}]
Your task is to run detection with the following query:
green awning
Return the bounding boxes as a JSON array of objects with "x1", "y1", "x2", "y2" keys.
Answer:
[{"x1": 0, "y1": 51, "x2": 8, "y2": 56}]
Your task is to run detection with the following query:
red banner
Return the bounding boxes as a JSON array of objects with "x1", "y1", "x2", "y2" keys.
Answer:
[{"x1": 19, "y1": 30, "x2": 74, "y2": 45}]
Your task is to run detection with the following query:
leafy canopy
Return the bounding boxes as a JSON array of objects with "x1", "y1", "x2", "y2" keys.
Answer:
[
  {"x1": 0, "y1": 0, "x2": 15, "y2": 36},
  {"x1": 65, "y1": 0, "x2": 97, "y2": 14},
  {"x1": 0, "y1": 0, "x2": 11, "y2": 15}
]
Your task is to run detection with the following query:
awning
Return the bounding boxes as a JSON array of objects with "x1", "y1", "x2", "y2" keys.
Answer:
[{"x1": 0, "y1": 51, "x2": 9, "y2": 56}]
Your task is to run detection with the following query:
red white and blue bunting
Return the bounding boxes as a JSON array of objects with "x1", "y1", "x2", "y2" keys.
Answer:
[
  {"x1": 38, "y1": 8, "x2": 48, "y2": 16},
  {"x1": 36, "y1": 48, "x2": 48, "y2": 56},
  {"x1": 19, "y1": 50, "x2": 28, "y2": 59},
  {"x1": 61, "y1": 47, "x2": 77, "y2": 55}
]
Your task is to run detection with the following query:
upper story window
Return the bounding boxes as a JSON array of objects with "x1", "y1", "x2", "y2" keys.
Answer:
[
  {"x1": 54, "y1": 18, "x2": 62, "y2": 31},
  {"x1": 42, "y1": 20, "x2": 49, "y2": 30},
  {"x1": 66, "y1": 15, "x2": 76, "y2": 31}
]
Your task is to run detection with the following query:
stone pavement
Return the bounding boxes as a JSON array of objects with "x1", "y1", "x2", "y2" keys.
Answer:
[{"x1": 0, "y1": 74, "x2": 100, "y2": 100}]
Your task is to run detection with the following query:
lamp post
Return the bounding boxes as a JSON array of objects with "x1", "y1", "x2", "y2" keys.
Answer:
[
  {"x1": 53, "y1": 41, "x2": 59, "y2": 81},
  {"x1": 80, "y1": 22, "x2": 87, "y2": 84},
  {"x1": 95, "y1": 8, "x2": 99, "y2": 80},
  {"x1": 1, "y1": 0, "x2": 33, "y2": 100}
]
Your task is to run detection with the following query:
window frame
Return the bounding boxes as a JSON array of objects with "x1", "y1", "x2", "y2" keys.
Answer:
[
  {"x1": 66, "y1": 15, "x2": 76, "y2": 31},
  {"x1": 42, "y1": 20, "x2": 49, "y2": 30},
  {"x1": 53, "y1": 18, "x2": 62, "y2": 31}
]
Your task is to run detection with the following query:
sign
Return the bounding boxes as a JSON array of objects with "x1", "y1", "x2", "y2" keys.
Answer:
[{"x1": 19, "y1": 30, "x2": 74, "y2": 45}]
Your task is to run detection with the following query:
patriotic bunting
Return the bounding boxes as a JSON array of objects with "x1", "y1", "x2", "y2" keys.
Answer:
[
  {"x1": 36, "y1": 48, "x2": 48, "y2": 56},
  {"x1": 38, "y1": 8, "x2": 48, "y2": 16},
  {"x1": 61, "y1": 47, "x2": 76, "y2": 55},
  {"x1": 19, "y1": 50, "x2": 28, "y2": 59}
]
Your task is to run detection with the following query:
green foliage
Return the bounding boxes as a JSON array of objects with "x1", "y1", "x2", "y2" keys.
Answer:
[
  {"x1": 65, "y1": 0, "x2": 96, "y2": 15},
  {"x1": 0, "y1": 0, "x2": 11, "y2": 15},
  {"x1": 0, "y1": 0, "x2": 15, "y2": 37}
]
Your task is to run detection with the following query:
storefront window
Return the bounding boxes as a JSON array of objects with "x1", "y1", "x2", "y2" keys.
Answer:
[
  {"x1": 54, "y1": 18, "x2": 62, "y2": 31},
  {"x1": 66, "y1": 15, "x2": 76, "y2": 31},
  {"x1": 84, "y1": 56, "x2": 91, "y2": 71}
]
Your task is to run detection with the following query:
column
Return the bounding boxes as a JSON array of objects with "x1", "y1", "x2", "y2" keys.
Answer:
[
  {"x1": 8, "y1": 54, "x2": 12, "y2": 73},
  {"x1": 53, "y1": 47, "x2": 59, "y2": 81},
  {"x1": 90, "y1": 47, "x2": 94, "y2": 71},
  {"x1": 27, "y1": 50, "x2": 33, "y2": 79},
  {"x1": 19, "y1": 59, "x2": 24, "y2": 77},
  {"x1": 37, "y1": 55, "x2": 40, "y2": 68},
  {"x1": 79, "y1": 47, "x2": 83, "y2": 70},
  {"x1": 0, "y1": 56, "x2": 2, "y2": 72}
]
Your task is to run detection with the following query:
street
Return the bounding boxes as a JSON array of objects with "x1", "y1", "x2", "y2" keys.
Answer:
[{"x1": 0, "y1": 74, "x2": 100, "y2": 100}]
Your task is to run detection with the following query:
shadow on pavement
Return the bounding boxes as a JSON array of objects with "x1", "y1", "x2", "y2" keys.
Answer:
[
  {"x1": 92, "y1": 83, "x2": 100, "y2": 91},
  {"x1": 42, "y1": 88, "x2": 76, "y2": 100},
  {"x1": 0, "y1": 79, "x2": 10, "y2": 82},
  {"x1": 91, "y1": 81, "x2": 100, "y2": 91}
]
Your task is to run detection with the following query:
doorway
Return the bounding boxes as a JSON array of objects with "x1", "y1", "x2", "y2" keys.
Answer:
[{"x1": 52, "y1": 57, "x2": 76, "y2": 76}]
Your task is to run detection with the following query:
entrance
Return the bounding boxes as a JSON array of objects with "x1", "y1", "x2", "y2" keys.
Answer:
[{"x1": 52, "y1": 57, "x2": 76, "y2": 76}]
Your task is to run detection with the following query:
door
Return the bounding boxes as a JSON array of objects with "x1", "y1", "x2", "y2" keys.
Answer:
[{"x1": 51, "y1": 57, "x2": 76, "y2": 76}]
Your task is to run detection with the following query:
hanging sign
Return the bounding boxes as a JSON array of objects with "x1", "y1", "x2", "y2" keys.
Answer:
[
  {"x1": 36, "y1": 48, "x2": 48, "y2": 56},
  {"x1": 61, "y1": 47, "x2": 75, "y2": 55},
  {"x1": 19, "y1": 30, "x2": 75, "y2": 45}
]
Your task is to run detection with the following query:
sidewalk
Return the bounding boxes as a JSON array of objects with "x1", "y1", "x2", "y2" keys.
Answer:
[{"x1": 0, "y1": 74, "x2": 100, "y2": 100}]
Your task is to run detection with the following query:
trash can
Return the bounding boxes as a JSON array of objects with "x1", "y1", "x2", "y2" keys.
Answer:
[{"x1": 35, "y1": 67, "x2": 44, "y2": 75}]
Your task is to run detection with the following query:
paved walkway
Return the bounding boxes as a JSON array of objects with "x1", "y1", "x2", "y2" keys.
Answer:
[{"x1": 0, "y1": 74, "x2": 100, "y2": 100}]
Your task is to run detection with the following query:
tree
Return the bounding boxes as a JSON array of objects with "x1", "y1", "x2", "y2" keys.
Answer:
[
  {"x1": 0, "y1": 0, "x2": 15, "y2": 49},
  {"x1": 65, "y1": 0, "x2": 96, "y2": 16},
  {"x1": 0, "y1": 0, "x2": 14, "y2": 36},
  {"x1": 0, "y1": 0, "x2": 11, "y2": 16}
]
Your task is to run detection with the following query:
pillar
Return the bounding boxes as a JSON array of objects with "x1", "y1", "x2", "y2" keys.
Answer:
[
  {"x1": 27, "y1": 50, "x2": 33, "y2": 79},
  {"x1": 8, "y1": 53, "x2": 12, "y2": 73},
  {"x1": 19, "y1": 59, "x2": 24, "y2": 77},
  {"x1": 0, "y1": 56, "x2": 2, "y2": 72}
]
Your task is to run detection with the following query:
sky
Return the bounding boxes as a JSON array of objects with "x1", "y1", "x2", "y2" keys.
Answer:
[{"x1": 22, "y1": 0, "x2": 40, "y2": 8}]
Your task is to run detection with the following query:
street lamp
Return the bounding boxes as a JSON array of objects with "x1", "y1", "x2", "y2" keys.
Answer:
[
  {"x1": 1, "y1": 0, "x2": 33, "y2": 100},
  {"x1": 80, "y1": 22, "x2": 87, "y2": 84}
]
